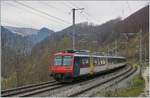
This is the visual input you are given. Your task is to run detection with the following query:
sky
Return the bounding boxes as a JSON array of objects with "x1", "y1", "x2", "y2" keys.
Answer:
[{"x1": 1, "y1": 0, "x2": 149, "y2": 31}]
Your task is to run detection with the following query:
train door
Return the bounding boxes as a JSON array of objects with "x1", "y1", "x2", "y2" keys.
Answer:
[{"x1": 73, "y1": 56, "x2": 80, "y2": 77}]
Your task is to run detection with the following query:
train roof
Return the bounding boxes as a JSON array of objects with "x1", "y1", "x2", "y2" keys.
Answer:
[
  {"x1": 55, "y1": 50, "x2": 126, "y2": 59},
  {"x1": 74, "y1": 54, "x2": 126, "y2": 59}
]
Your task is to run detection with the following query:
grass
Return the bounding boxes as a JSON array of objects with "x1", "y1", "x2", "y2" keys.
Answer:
[
  {"x1": 96, "y1": 75, "x2": 145, "y2": 97},
  {"x1": 114, "y1": 76, "x2": 145, "y2": 97}
]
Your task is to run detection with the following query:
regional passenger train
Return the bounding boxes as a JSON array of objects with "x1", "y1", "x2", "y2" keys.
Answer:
[{"x1": 49, "y1": 50, "x2": 127, "y2": 82}]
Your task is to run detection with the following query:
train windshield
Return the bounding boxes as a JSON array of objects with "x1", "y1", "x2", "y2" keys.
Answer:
[
  {"x1": 54, "y1": 56, "x2": 72, "y2": 66},
  {"x1": 54, "y1": 56, "x2": 62, "y2": 65},
  {"x1": 63, "y1": 56, "x2": 72, "y2": 66}
]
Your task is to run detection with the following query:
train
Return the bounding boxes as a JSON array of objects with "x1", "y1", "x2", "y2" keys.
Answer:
[{"x1": 49, "y1": 50, "x2": 127, "y2": 82}]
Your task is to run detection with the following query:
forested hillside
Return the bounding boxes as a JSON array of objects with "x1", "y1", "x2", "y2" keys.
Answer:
[{"x1": 1, "y1": 26, "x2": 55, "y2": 88}]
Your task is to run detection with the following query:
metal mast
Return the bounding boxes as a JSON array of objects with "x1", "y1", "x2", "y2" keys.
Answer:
[
  {"x1": 72, "y1": 8, "x2": 84, "y2": 50},
  {"x1": 139, "y1": 29, "x2": 143, "y2": 77}
]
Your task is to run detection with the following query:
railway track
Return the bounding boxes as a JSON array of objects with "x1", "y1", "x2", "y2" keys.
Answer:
[
  {"x1": 52, "y1": 64, "x2": 136, "y2": 97},
  {"x1": 1, "y1": 64, "x2": 136, "y2": 97},
  {"x1": 32, "y1": 65, "x2": 133, "y2": 97},
  {"x1": 72, "y1": 65, "x2": 137, "y2": 97},
  {"x1": 1, "y1": 80, "x2": 63, "y2": 97},
  {"x1": 36, "y1": 65, "x2": 129, "y2": 97}
]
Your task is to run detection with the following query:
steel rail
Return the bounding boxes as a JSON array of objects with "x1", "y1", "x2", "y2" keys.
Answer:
[
  {"x1": 77, "y1": 66, "x2": 137, "y2": 97},
  {"x1": 48, "y1": 65, "x2": 130, "y2": 97},
  {"x1": 1, "y1": 80, "x2": 60, "y2": 97},
  {"x1": 69, "y1": 65, "x2": 135, "y2": 97},
  {"x1": 21, "y1": 66, "x2": 129, "y2": 97},
  {"x1": 2, "y1": 80, "x2": 56, "y2": 94}
]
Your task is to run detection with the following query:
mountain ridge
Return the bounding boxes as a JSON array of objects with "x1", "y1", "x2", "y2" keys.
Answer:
[{"x1": 4, "y1": 26, "x2": 39, "y2": 36}]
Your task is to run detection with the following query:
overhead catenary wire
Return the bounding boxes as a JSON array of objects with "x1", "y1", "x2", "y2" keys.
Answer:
[
  {"x1": 63, "y1": 1, "x2": 89, "y2": 22},
  {"x1": 62, "y1": 1, "x2": 74, "y2": 9},
  {"x1": 40, "y1": 1, "x2": 72, "y2": 24},
  {"x1": 40, "y1": 1, "x2": 70, "y2": 15},
  {"x1": 126, "y1": 1, "x2": 132, "y2": 12},
  {"x1": 79, "y1": 12, "x2": 89, "y2": 23},
  {"x1": 3, "y1": 2, "x2": 64, "y2": 29},
  {"x1": 67, "y1": 1, "x2": 79, "y2": 8},
  {"x1": 15, "y1": 1, "x2": 71, "y2": 25},
  {"x1": 65, "y1": 2, "x2": 89, "y2": 23},
  {"x1": 83, "y1": 11, "x2": 101, "y2": 24},
  {"x1": 67, "y1": 1, "x2": 101, "y2": 24}
]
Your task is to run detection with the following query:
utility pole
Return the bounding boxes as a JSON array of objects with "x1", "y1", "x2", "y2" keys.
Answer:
[
  {"x1": 124, "y1": 33, "x2": 129, "y2": 58},
  {"x1": 107, "y1": 45, "x2": 110, "y2": 56},
  {"x1": 144, "y1": 40, "x2": 147, "y2": 66},
  {"x1": 139, "y1": 29, "x2": 143, "y2": 77},
  {"x1": 115, "y1": 39, "x2": 118, "y2": 55},
  {"x1": 72, "y1": 8, "x2": 84, "y2": 50}
]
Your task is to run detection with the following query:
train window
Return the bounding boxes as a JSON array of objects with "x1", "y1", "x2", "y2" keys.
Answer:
[
  {"x1": 80, "y1": 57, "x2": 89, "y2": 67},
  {"x1": 96, "y1": 58, "x2": 99, "y2": 65},
  {"x1": 100, "y1": 59, "x2": 102, "y2": 64},
  {"x1": 54, "y1": 56, "x2": 62, "y2": 65},
  {"x1": 102, "y1": 59, "x2": 104, "y2": 64},
  {"x1": 81, "y1": 58, "x2": 85, "y2": 65},
  {"x1": 103, "y1": 59, "x2": 105, "y2": 64},
  {"x1": 98, "y1": 58, "x2": 101, "y2": 65},
  {"x1": 104, "y1": 59, "x2": 106, "y2": 64},
  {"x1": 97, "y1": 58, "x2": 99, "y2": 65},
  {"x1": 94, "y1": 58, "x2": 98, "y2": 65},
  {"x1": 63, "y1": 56, "x2": 72, "y2": 66},
  {"x1": 83, "y1": 58, "x2": 89, "y2": 64},
  {"x1": 100, "y1": 58, "x2": 102, "y2": 65},
  {"x1": 102, "y1": 58, "x2": 106, "y2": 64},
  {"x1": 86, "y1": 58, "x2": 89, "y2": 64}
]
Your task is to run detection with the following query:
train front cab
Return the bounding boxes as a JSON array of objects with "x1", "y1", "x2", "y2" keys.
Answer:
[{"x1": 51, "y1": 53, "x2": 75, "y2": 82}]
